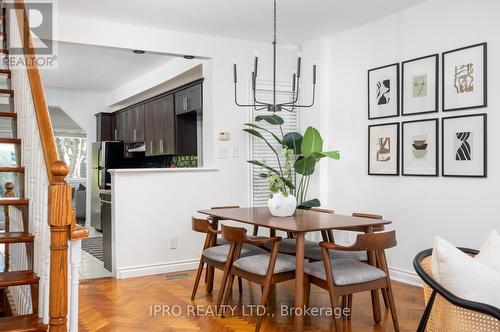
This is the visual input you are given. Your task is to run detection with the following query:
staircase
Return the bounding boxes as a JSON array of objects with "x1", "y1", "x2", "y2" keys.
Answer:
[{"x1": 0, "y1": 1, "x2": 89, "y2": 331}]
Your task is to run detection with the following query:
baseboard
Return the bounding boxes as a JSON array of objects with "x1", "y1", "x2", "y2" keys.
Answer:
[
  {"x1": 116, "y1": 259, "x2": 200, "y2": 279},
  {"x1": 389, "y1": 266, "x2": 423, "y2": 287}
]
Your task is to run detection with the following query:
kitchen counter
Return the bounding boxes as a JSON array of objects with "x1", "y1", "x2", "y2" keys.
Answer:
[{"x1": 109, "y1": 167, "x2": 217, "y2": 174}]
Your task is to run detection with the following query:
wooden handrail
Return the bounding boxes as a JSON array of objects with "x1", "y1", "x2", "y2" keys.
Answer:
[{"x1": 12, "y1": 1, "x2": 89, "y2": 331}]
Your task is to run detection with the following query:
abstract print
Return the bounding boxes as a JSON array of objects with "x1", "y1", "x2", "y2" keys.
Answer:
[
  {"x1": 455, "y1": 132, "x2": 472, "y2": 161},
  {"x1": 412, "y1": 75, "x2": 428, "y2": 97},
  {"x1": 376, "y1": 137, "x2": 391, "y2": 162},
  {"x1": 454, "y1": 63, "x2": 474, "y2": 94},
  {"x1": 376, "y1": 80, "x2": 391, "y2": 105}
]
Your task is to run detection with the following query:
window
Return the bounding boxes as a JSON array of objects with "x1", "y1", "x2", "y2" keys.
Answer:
[
  {"x1": 250, "y1": 84, "x2": 298, "y2": 206},
  {"x1": 55, "y1": 136, "x2": 88, "y2": 180}
]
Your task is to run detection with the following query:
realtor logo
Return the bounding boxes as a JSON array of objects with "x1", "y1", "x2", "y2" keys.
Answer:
[{"x1": 3, "y1": 0, "x2": 57, "y2": 68}]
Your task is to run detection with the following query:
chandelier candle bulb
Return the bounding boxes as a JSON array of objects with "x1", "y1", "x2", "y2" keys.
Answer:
[
  {"x1": 254, "y1": 56, "x2": 259, "y2": 78},
  {"x1": 233, "y1": 63, "x2": 237, "y2": 83},
  {"x1": 297, "y1": 56, "x2": 302, "y2": 77}
]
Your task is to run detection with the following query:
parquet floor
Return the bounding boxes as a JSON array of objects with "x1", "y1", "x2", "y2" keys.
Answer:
[{"x1": 79, "y1": 269, "x2": 424, "y2": 331}]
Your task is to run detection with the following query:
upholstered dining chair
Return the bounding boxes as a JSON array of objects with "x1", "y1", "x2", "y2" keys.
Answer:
[
  {"x1": 219, "y1": 224, "x2": 296, "y2": 332},
  {"x1": 190, "y1": 217, "x2": 267, "y2": 310},
  {"x1": 304, "y1": 231, "x2": 399, "y2": 332},
  {"x1": 211, "y1": 205, "x2": 267, "y2": 243},
  {"x1": 303, "y1": 212, "x2": 390, "y2": 312}
]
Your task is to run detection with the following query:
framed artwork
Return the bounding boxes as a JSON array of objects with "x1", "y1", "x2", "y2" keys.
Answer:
[
  {"x1": 402, "y1": 119, "x2": 438, "y2": 176},
  {"x1": 442, "y1": 114, "x2": 487, "y2": 177},
  {"x1": 368, "y1": 63, "x2": 400, "y2": 119},
  {"x1": 442, "y1": 43, "x2": 487, "y2": 112},
  {"x1": 402, "y1": 54, "x2": 439, "y2": 115},
  {"x1": 368, "y1": 122, "x2": 399, "y2": 175}
]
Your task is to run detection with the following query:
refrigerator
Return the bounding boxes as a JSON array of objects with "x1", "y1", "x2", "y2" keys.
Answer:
[{"x1": 90, "y1": 141, "x2": 127, "y2": 231}]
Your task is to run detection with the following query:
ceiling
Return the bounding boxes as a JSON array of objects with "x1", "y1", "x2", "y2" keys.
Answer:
[
  {"x1": 41, "y1": 42, "x2": 173, "y2": 91},
  {"x1": 58, "y1": 0, "x2": 425, "y2": 44}
]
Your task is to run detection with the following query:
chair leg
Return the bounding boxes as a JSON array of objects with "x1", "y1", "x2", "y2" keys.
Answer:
[
  {"x1": 341, "y1": 295, "x2": 348, "y2": 319},
  {"x1": 370, "y1": 289, "x2": 382, "y2": 323},
  {"x1": 347, "y1": 294, "x2": 353, "y2": 320},
  {"x1": 221, "y1": 273, "x2": 236, "y2": 318},
  {"x1": 238, "y1": 277, "x2": 243, "y2": 294},
  {"x1": 327, "y1": 292, "x2": 342, "y2": 332},
  {"x1": 386, "y1": 286, "x2": 400, "y2": 332},
  {"x1": 381, "y1": 287, "x2": 390, "y2": 309},
  {"x1": 191, "y1": 260, "x2": 205, "y2": 300},
  {"x1": 216, "y1": 265, "x2": 233, "y2": 313},
  {"x1": 206, "y1": 266, "x2": 215, "y2": 293},
  {"x1": 255, "y1": 281, "x2": 273, "y2": 332}
]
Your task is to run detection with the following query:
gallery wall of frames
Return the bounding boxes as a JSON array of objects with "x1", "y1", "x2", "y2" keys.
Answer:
[{"x1": 367, "y1": 42, "x2": 487, "y2": 178}]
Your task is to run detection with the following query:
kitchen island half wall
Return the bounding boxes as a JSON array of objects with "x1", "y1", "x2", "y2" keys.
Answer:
[{"x1": 109, "y1": 167, "x2": 250, "y2": 279}]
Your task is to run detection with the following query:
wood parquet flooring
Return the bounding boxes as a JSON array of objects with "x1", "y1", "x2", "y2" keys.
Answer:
[{"x1": 78, "y1": 270, "x2": 424, "y2": 331}]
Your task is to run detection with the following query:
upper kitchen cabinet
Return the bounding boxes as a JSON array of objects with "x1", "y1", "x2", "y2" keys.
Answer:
[
  {"x1": 114, "y1": 110, "x2": 130, "y2": 142},
  {"x1": 175, "y1": 83, "x2": 202, "y2": 115},
  {"x1": 145, "y1": 95, "x2": 175, "y2": 156},
  {"x1": 129, "y1": 105, "x2": 145, "y2": 142},
  {"x1": 95, "y1": 113, "x2": 115, "y2": 141}
]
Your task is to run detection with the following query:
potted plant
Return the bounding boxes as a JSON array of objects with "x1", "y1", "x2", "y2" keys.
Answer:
[{"x1": 244, "y1": 114, "x2": 340, "y2": 216}]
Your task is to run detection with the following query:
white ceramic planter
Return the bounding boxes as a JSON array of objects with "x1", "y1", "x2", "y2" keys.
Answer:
[{"x1": 268, "y1": 192, "x2": 296, "y2": 217}]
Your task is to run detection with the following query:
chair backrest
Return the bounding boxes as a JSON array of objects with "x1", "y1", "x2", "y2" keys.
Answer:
[
  {"x1": 192, "y1": 217, "x2": 214, "y2": 234},
  {"x1": 221, "y1": 224, "x2": 248, "y2": 243},
  {"x1": 211, "y1": 205, "x2": 240, "y2": 210},
  {"x1": 353, "y1": 231, "x2": 397, "y2": 251},
  {"x1": 311, "y1": 207, "x2": 335, "y2": 214},
  {"x1": 352, "y1": 212, "x2": 382, "y2": 219}
]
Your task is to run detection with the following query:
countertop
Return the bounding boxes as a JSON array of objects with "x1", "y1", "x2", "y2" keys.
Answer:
[{"x1": 108, "y1": 167, "x2": 218, "y2": 174}]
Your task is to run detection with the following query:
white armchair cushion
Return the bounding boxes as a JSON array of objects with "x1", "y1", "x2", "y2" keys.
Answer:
[
  {"x1": 431, "y1": 236, "x2": 500, "y2": 308},
  {"x1": 475, "y1": 230, "x2": 500, "y2": 273}
]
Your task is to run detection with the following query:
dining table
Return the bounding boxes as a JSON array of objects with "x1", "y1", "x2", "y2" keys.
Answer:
[{"x1": 198, "y1": 206, "x2": 392, "y2": 332}]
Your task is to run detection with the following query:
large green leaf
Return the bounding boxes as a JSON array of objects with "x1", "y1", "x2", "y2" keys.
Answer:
[
  {"x1": 294, "y1": 155, "x2": 316, "y2": 175},
  {"x1": 255, "y1": 114, "x2": 284, "y2": 125},
  {"x1": 311, "y1": 150, "x2": 341, "y2": 161},
  {"x1": 247, "y1": 160, "x2": 295, "y2": 189},
  {"x1": 301, "y1": 127, "x2": 323, "y2": 157},
  {"x1": 283, "y1": 132, "x2": 303, "y2": 155},
  {"x1": 297, "y1": 199, "x2": 321, "y2": 210},
  {"x1": 244, "y1": 123, "x2": 284, "y2": 145},
  {"x1": 243, "y1": 128, "x2": 265, "y2": 140}
]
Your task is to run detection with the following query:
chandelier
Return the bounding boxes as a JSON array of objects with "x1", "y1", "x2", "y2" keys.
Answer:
[{"x1": 233, "y1": 0, "x2": 316, "y2": 112}]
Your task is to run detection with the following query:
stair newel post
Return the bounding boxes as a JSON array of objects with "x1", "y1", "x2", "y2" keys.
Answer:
[{"x1": 48, "y1": 161, "x2": 72, "y2": 332}]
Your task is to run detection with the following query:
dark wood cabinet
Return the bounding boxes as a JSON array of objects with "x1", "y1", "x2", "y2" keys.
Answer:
[
  {"x1": 129, "y1": 105, "x2": 145, "y2": 142},
  {"x1": 175, "y1": 83, "x2": 202, "y2": 115},
  {"x1": 114, "y1": 111, "x2": 130, "y2": 142},
  {"x1": 145, "y1": 95, "x2": 175, "y2": 156},
  {"x1": 95, "y1": 113, "x2": 115, "y2": 141}
]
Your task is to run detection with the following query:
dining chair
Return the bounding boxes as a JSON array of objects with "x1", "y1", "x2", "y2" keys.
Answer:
[
  {"x1": 211, "y1": 205, "x2": 267, "y2": 243},
  {"x1": 220, "y1": 224, "x2": 296, "y2": 332},
  {"x1": 190, "y1": 217, "x2": 267, "y2": 309},
  {"x1": 304, "y1": 231, "x2": 399, "y2": 332}
]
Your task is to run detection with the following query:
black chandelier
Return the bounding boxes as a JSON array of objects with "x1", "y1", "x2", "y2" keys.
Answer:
[{"x1": 233, "y1": 0, "x2": 316, "y2": 112}]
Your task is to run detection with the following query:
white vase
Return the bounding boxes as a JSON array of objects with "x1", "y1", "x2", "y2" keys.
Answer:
[{"x1": 267, "y1": 192, "x2": 296, "y2": 217}]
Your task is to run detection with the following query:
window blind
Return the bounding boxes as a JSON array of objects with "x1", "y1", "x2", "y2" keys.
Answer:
[{"x1": 250, "y1": 85, "x2": 298, "y2": 207}]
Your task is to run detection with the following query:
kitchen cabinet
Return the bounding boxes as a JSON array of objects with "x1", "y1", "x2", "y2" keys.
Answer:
[
  {"x1": 95, "y1": 113, "x2": 115, "y2": 141},
  {"x1": 114, "y1": 110, "x2": 130, "y2": 142},
  {"x1": 145, "y1": 95, "x2": 175, "y2": 156},
  {"x1": 129, "y1": 105, "x2": 145, "y2": 142},
  {"x1": 175, "y1": 83, "x2": 202, "y2": 115}
]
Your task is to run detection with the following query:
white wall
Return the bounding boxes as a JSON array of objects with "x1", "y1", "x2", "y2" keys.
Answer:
[
  {"x1": 302, "y1": 0, "x2": 500, "y2": 281},
  {"x1": 45, "y1": 88, "x2": 108, "y2": 223}
]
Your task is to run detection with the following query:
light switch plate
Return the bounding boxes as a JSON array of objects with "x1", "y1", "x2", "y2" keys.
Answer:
[
  {"x1": 219, "y1": 147, "x2": 229, "y2": 159},
  {"x1": 169, "y1": 237, "x2": 177, "y2": 249},
  {"x1": 232, "y1": 146, "x2": 239, "y2": 158}
]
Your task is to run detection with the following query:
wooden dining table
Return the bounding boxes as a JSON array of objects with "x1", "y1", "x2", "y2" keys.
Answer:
[{"x1": 198, "y1": 207, "x2": 392, "y2": 332}]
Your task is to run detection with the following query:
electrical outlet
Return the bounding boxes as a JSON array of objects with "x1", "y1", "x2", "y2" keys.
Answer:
[{"x1": 169, "y1": 237, "x2": 177, "y2": 249}]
